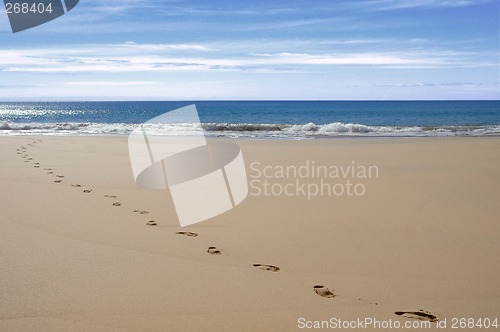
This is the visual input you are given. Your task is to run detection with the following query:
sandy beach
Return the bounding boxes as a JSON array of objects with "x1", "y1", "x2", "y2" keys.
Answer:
[{"x1": 1, "y1": 136, "x2": 499, "y2": 331}]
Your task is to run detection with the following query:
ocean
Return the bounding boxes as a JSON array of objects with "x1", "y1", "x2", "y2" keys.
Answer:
[{"x1": 1, "y1": 101, "x2": 499, "y2": 138}]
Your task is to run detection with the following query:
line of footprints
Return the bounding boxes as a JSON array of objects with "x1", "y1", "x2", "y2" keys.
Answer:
[{"x1": 15, "y1": 139, "x2": 439, "y2": 323}]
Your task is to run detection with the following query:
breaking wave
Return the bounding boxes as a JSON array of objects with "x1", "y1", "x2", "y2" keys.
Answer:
[{"x1": 1, "y1": 121, "x2": 499, "y2": 138}]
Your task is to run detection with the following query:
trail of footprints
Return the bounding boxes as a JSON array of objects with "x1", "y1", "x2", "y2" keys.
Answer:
[
  {"x1": 15, "y1": 139, "x2": 439, "y2": 323},
  {"x1": 18, "y1": 140, "x2": 155, "y2": 225}
]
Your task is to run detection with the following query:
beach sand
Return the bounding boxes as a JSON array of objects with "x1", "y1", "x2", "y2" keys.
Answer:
[{"x1": 1, "y1": 136, "x2": 499, "y2": 331}]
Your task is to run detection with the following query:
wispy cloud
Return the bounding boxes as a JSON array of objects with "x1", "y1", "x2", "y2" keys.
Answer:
[
  {"x1": 356, "y1": 0, "x2": 495, "y2": 11},
  {"x1": 371, "y1": 82, "x2": 481, "y2": 88},
  {"x1": 66, "y1": 81, "x2": 157, "y2": 86},
  {"x1": 239, "y1": 18, "x2": 338, "y2": 31},
  {"x1": 251, "y1": 52, "x2": 442, "y2": 66},
  {"x1": 1, "y1": 42, "x2": 495, "y2": 75},
  {"x1": 121, "y1": 42, "x2": 215, "y2": 52}
]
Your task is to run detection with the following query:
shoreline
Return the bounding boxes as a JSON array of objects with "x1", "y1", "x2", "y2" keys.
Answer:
[{"x1": 2, "y1": 133, "x2": 500, "y2": 139}]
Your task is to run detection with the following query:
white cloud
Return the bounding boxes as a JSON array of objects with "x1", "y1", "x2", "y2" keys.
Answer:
[
  {"x1": 252, "y1": 52, "x2": 442, "y2": 66},
  {"x1": 121, "y1": 42, "x2": 215, "y2": 52},
  {"x1": 66, "y1": 81, "x2": 157, "y2": 86},
  {"x1": 358, "y1": 0, "x2": 495, "y2": 10},
  {"x1": 371, "y1": 82, "x2": 480, "y2": 88},
  {"x1": 3, "y1": 42, "x2": 480, "y2": 75}
]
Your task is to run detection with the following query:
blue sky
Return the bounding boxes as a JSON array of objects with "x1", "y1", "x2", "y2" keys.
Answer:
[{"x1": 0, "y1": 0, "x2": 499, "y2": 100}]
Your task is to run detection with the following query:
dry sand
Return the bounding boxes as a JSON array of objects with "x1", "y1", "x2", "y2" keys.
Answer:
[{"x1": 1, "y1": 136, "x2": 499, "y2": 331}]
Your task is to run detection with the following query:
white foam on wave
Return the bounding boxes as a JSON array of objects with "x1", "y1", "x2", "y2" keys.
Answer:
[
  {"x1": 1, "y1": 121, "x2": 499, "y2": 138},
  {"x1": 286, "y1": 122, "x2": 385, "y2": 134}
]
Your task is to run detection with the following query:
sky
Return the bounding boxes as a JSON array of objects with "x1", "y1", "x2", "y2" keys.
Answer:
[{"x1": 0, "y1": 0, "x2": 499, "y2": 101}]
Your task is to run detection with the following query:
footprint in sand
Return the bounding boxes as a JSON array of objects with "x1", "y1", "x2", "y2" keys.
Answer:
[
  {"x1": 112, "y1": 202, "x2": 122, "y2": 207},
  {"x1": 104, "y1": 194, "x2": 117, "y2": 198},
  {"x1": 176, "y1": 231, "x2": 198, "y2": 237},
  {"x1": 253, "y1": 264, "x2": 280, "y2": 272},
  {"x1": 395, "y1": 311, "x2": 438, "y2": 322},
  {"x1": 133, "y1": 209, "x2": 149, "y2": 215},
  {"x1": 47, "y1": 171, "x2": 53, "y2": 174},
  {"x1": 313, "y1": 285, "x2": 336, "y2": 298},
  {"x1": 146, "y1": 221, "x2": 157, "y2": 226},
  {"x1": 83, "y1": 189, "x2": 92, "y2": 193},
  {"x1": 34, "y1": 165, "x2": 40, "y2": 168},
  {"x1": 207, "y1": 247, "x2": 221, "y2": 255},
  {"x1": 44, "y1": 168, "x2": 52, "y2": 171},
  {"x1": 71, "y1": 184, "x2": 82, "y2": 187},
  {"x1": 54, "y1": 180, "x2": 63, "y2": 183},
  {"x1": 56, "y1": 175, "x2": 64, "y2": 178}
]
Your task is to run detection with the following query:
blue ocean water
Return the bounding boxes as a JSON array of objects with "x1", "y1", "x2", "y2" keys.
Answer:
[{"x1": 1, "y1": 101, "x2": 499, "y2": 138}]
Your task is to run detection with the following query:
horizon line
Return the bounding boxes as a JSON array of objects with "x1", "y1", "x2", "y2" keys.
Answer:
[{"x1": 1, "y1": 99, "x2": 499, "y2": 103}]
